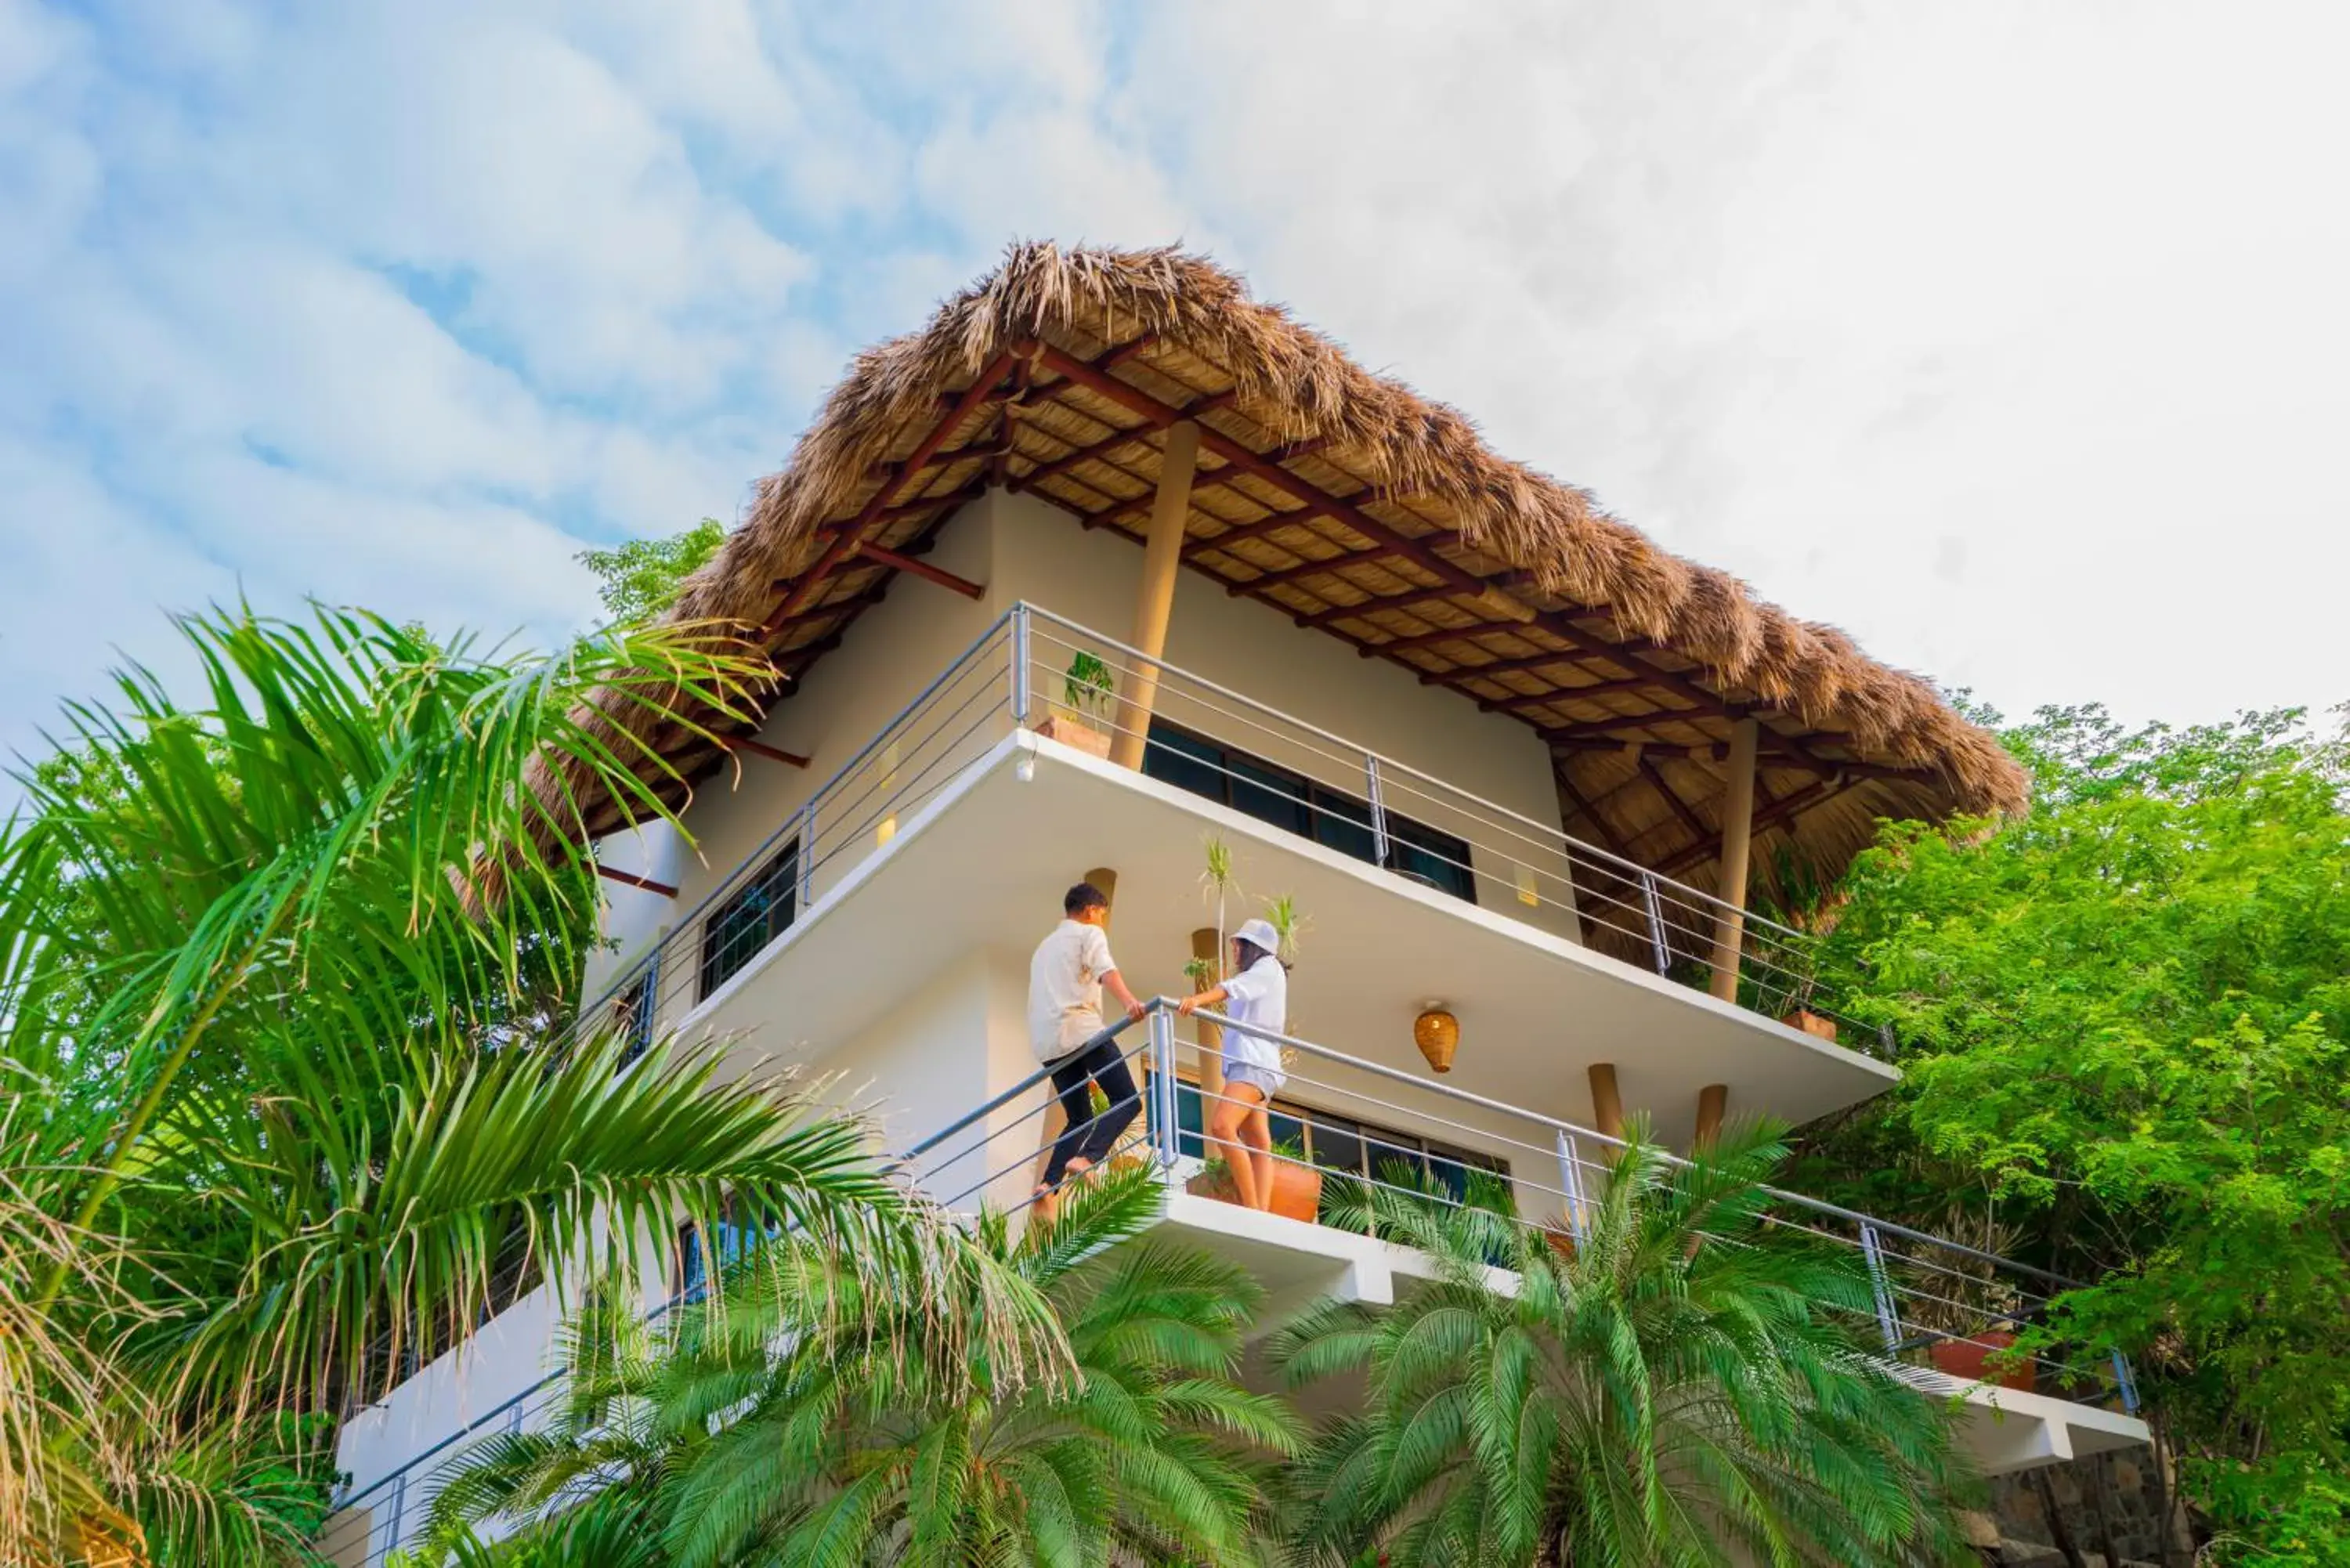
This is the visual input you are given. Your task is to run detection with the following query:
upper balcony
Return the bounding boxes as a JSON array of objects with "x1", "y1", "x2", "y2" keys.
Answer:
[{"x1": 599, "y1": 602, "x2": 1898, "y2": 1147}]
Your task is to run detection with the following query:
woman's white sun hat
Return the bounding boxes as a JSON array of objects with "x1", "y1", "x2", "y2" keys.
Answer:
[{"x1": 1232, "y1": 917, "x2": 1280, "y2": 955}]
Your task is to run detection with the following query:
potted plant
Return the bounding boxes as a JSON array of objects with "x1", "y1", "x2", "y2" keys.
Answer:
[
  {"x1": 1186, "y1": 1135, "x2": 1322, "y2": 1224},
  {"x1": 1035, "y1": 650, "x2": 1115, "y2": 757},
  {"x1": 1754, "y1": 847, "x2": 1840, "y2": 1042},
  {"x1": 1902, "y1": 1210, "x2": 2036, "y2": 1393}
]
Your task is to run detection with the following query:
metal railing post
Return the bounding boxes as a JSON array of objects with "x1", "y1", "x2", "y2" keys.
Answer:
[
  {"x1": 1148, "y1": 1006, "x2": 1178, "y2": 1165},
  {"x1": 794, "y1": 801, "x2": 815, "y2": 911},
  {"x1": 1640, "y1": 872, "x2": 1671, "y2": 974},
  {"x1": 385, "y1": 1472, "x2": 407, "y2": 1555},
  {"x1": 1556, "y1": 1128, "x2": 1589, "y2": 1245},
  {"x1": 1365, "y1": 753, "x2": 1391, "y2": 868},
  {"x1": 1858, "y1": 1223, "x2": 1902, "y2": 1353},
  {"x1": 1009, "y1": 603, "x2": 1032, "y2": 725}
]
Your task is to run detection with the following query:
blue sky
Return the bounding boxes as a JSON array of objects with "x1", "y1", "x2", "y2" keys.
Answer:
[{"x1": 3, "y1": 1, "x2": 2345, "y2": 766}]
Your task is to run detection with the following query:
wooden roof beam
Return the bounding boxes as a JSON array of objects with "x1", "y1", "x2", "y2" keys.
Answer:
[
  {"x1": 1297, "y1": 583, "x2": 1492, "y2": 630},
  {"x1": 1542, "y1": 706, "x2": 1709, "y2": 743},
  {"x1": 762, "y1": 352, "x2": 1015, "y2": 636},
  {"x1": 853, "y1": 540, "x2": 983, "y2": 600},
  {"x1": 595, "y1": 863, "x2": 679, "y2": 898},
  {"x1": 712, "y1": 734, "x2": 811, "y2": 768},
  {"x1": 1656, "y1": 778, "x2": 1841, "y2": 878},
  {"x1": 1636, "y1": 756, "x2": 1712, "y2": 846},
  {"x1": 1485, "y1": 673, "x2": 1666, "y2": 715},
  {"x1": 1427, "y1": 641, "x2": 1629, "y2": 686},
  {"x1": 1553, "y1": 763, "x2": 1637, "y2": 865},
  {"x1": 1008, "y1": 388, "x2": 1239, "y2": 493}
]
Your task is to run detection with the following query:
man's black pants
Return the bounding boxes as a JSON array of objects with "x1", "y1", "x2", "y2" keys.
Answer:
[{"x1": 1040, "y1": 1035, "x2": 1141, "y2": 1189}]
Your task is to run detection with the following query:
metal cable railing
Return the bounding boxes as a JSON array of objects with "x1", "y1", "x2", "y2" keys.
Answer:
[
  {"x1": 1014, "y1": 606, "x2": 1861, "y2": 1043},
  {"x1": 566, "y1": 600, "x2": 1875, "y2": 1088}
]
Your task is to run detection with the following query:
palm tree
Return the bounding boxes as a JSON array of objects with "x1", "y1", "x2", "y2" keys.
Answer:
[
  {"x1": 1272, "y1": 1122, "x2": 1975, "y2": 1567},
  {"x1": 0, "y1": 603, "x2": 1052, "y2": 1563},
  {"x1": 423, "y1": 1165, "x2": 1303, "y2": 1566}
]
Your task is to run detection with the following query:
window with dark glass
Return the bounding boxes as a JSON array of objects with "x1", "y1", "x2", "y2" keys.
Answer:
[
  {"x1": 1164, "y1": 1071, "x2": 1506, "y2": 1194},
  {"x1": 673, "y1": 1215, "x2": 761, "y2": 1299},
  {"x1": 1141, "y1": 721, "x2": 1477, "y2": 902},
  {"x1": 697, "y1": 840, "x2": 800, "y2": 1002},
  {"x1": 611, "y1": 968, "x2": 656, "y2": 1067}
]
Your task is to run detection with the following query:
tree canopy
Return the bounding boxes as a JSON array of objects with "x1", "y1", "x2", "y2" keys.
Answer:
[
  {"x1": 577, "y1": 518, "x2": 727, "y2": 626},
  {"x1": 1797, "y1": 703, "x2": 2350, "y2": 1564}
]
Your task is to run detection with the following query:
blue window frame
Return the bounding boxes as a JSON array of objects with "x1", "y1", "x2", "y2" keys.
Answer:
[{"x1": 697, "y1": 839, "x2": 800, "y2": 1002}]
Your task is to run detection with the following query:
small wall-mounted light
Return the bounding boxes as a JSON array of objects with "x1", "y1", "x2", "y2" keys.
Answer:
[{"x1": 1413, "y1": 1005, "x2": 1459, "y2": 1074}]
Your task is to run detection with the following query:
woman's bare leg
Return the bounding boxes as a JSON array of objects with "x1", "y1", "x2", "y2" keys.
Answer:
[
  {"x1": 1243, "y1": 1103, "x2": 1277, "y2": 1211},
  {"x1": 1209, "y1": 1082, "x2": 1265, "y2": 1211}
]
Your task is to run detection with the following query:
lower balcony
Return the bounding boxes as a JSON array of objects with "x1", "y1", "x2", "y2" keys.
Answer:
[
  {"x1": 323, "y1": 995, "x2": 2145, "y2": 1568},
  {"x1": 896, "y1": 1000, "x2": 2149, "y2": 1483}
]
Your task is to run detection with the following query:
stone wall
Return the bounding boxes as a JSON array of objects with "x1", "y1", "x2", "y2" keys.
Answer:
[{"x1": 1961, "y1": 1450, "x2": 2187, "y2": 1566}]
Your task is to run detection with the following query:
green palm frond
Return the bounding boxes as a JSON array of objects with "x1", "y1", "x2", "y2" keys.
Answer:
[
  {"x1": 427, "y1": 1165, "x2": 1299, "y2": 1568},
  {"x1": 1274, "y1": 1122, "x2": 1979, "y2": 1566}
]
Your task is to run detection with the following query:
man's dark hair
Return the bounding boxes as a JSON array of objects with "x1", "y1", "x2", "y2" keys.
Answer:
[{"x1": 1065, "y1": 882, "x2": 1110, "y2": 916}]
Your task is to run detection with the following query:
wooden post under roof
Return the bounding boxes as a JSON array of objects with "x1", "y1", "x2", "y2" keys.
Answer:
[
  {"x1": 1694, "y1": 1083, "x2": 1727, "y2": 1149},
  {"x1": 1191, "y1": 926, "x2": 1225, "y2": 1111},
  {"x1": 1107, "y1": 421, "x2": 1201, "y2": 771},
  {"x1": 1586, "y1": 1062, "x2": 1624, "y2": 1141},
  {"x1": 1707, "y1": 716, "x2": 1761, "y2": 1002}
]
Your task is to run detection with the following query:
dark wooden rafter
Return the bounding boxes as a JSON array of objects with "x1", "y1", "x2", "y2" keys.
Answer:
[
  {"x1": 1542, "y1": 704, "x2": 1708, "y2": 743},
  {"x1": 1298, "y1": 582, "x2": 1489, "y2": 630},
  {"x1": 1636, "y1": 756, "x2": 1712, "y2": 846},
  {"x1": 595, "y1": 863, "x2": 678, "y2": 898},
  {"x1": 761, "y1": 351, "x2": 1018, "y2": 636},
  {"x1": 1484, "y1": 673, "x2": 1663, "y2": 714},
  {"x1": 1655, "y1": 776, "x2": 1842, "y2": 878},
  {"x1": 712, "y1": 734, "x2": 810, "y2": 768},
  {"x1": 1552, "y1": 763, "x2": 1636, "y2": 865},
  {"x1": 854, "y1": 540, "x2": 983, "y2": 600}
]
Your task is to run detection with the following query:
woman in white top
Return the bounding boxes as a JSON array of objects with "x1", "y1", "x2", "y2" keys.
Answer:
[{"x1": 1177, "y1": 916, "x2": 1289, "y2": 1213}]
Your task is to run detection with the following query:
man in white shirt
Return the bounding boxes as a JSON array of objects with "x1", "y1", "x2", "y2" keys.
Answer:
[
  {"x1": 1028, "y1": 882, "x2": 1146, "y2": 1217},
  {"x1": 1177, "y1": 917, "x2": 1289, "y2": 1212}
]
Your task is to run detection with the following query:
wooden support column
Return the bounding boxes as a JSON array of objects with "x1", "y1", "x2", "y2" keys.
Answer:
[
  {"x1": 1694, "y1": 1083, "x2": 1727, "y2": 1150},
  {"x1": 1707, "y1": 715, "x2": 1760, "y2": 1002},
  {"x1": 1191, "y1": 927, "x2": 1225, "y2": 1108},
  {"x1": 1586, "y1": 1062, "x2": 1624, "y2": 1140},
  {"x1": 1107, "y1": 421, "x2": 1201, "y2": 771}
]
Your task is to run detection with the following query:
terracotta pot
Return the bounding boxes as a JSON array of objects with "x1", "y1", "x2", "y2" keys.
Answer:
[
  {"x1": 1413, "y1": 1008, "x2": 1459, "y2": 1073},
  {"x1": 1036, "y1": 713, "x2": 1112, "y2": 758},
  {"x1": 1781, "y1": 1008, "x2": 1839, "y2": 1043},
  {"x1": 1187, "y1": 1159, "x2": 1324, "y2": 1224},
  {"x1": 1929, "y1": 1331, "x2": 2035, "y2": 1393}
]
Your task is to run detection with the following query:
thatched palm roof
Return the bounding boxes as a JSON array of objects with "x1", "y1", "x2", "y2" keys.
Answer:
[{"x1": 611, "y1": 242, "x2": 2025, "y2": 912}]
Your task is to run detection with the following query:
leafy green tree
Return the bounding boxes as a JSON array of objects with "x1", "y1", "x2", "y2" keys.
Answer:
[
  {"x1": 0, "y1": 602, "x2": 1050, "y2": 1564},
  {"x1": 1272, "y1": 1125, "x2": 1973, "y2": 1567},
  {"x1": 1799, "y1": 703, "x2": 2350, "y2": 1565},
  {"x1": 578, "y1": 518, "x2": 728, "y2": 626},
  {"x1": 421, "y1": 1166, "x2": 1301, "y2": 1567}
]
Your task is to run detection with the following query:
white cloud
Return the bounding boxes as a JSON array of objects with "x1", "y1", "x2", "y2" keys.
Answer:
[{"x1": 2, "y1": 0, "x2": 2343, "y2": 775}]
